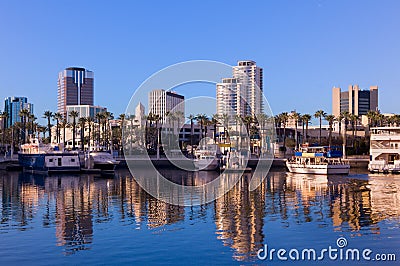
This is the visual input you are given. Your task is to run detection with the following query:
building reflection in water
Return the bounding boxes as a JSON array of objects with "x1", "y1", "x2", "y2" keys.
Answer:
[
  {"x1": 215, "y1": 173, "x2": 266, "y2": 261},
  {"x1": 0, "y1": 169, "x2": 399, "y2": 260}
]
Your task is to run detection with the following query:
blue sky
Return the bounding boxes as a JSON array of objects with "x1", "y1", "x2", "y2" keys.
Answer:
[{"x1": 0, "y1": 0, "x2": 399, "y2": 124}]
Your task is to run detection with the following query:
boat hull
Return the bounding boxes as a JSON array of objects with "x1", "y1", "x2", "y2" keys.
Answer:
[
  {"x1": 286, "y1": 161, "x2": 350, "y2": 175},
  {"x1": 194, "y1": 160, "x2": 219, "y2": 171},
  {"x1": 18, "y1": 153, "x2": 81, "y2": 173}
]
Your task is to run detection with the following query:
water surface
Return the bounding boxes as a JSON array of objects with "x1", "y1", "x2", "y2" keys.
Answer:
[{"x1": 0, "y1": 169, "x2": 399, "y2": 265}]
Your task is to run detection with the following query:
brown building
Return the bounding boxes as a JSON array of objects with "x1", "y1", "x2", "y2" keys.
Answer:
[
  {"x1": 57, "y1": 67, "x2": 94, "y2": 117},
  {"x1": 332, "y1": 85, "x2": 378, "y2": 117}
]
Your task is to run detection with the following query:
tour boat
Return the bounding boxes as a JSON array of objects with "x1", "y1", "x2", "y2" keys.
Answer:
[
  {"x1": 368, "y1": 127, "x2": 400, "y2": 173},
  {"x1": 286, "y1": 146, "x2": 350, "y2": 175},
  {"x1": 18, "y1": 136, "x2": 81, "y2": 173}
]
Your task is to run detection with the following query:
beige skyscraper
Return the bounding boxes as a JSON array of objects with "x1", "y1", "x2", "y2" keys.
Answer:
[
  {"x1": 332, "y1": 85, "x2": 378, "y2": 117},
  {"x1": 148, "y1": 89, "x2": 184, "y2": 123}
]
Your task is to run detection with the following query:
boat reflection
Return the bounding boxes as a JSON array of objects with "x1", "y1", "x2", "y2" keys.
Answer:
[{"x1": 0, "y1": 169, "x2": 399, "y2": 260}]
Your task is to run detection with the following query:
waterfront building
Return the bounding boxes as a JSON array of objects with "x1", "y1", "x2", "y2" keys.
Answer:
[
  {"x1": 332, "y1": 85, "x2": 378, "y2": 117},
  {"x1": 65, "y1": 105, "x2": 107, "y2": 123},
  {"x1": 148, "y1": 89, "x2": 184, "y2": 123},
  {"x1": 232, "y1": 60, "x2": 263, "y2": 117},
  {"x1": 57, "y1": 67, "x2": 94, "y2": 118},
  {"x1": 216, "y1": 60, "x2": 263, "y2": 118},
  {"x1": 216, "y1": 78, "x2": 244, "y2": 118},
  {"x1": 3, "y1": 96, "x2": 34, "y2": 128}
]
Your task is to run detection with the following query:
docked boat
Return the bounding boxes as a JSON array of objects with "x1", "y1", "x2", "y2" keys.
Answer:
[
  {"x1": 18, "y1": 137, "x2": 80, "y2": 173},
  {"x1": 286, "y1": 146, "x2": 350, "y2": 175},
  {"x1": 368, "y1": 127, "x2": 400, "y2": 173},
  {"x1": 85, "y1": 150, "x2": 119, "y2": 173},
  {"x1": 194, "y1": 154, "x2": 220, "y2": 171},
  {"x1": 193, "y1": 142, "x2": 220, "y2": 171}
]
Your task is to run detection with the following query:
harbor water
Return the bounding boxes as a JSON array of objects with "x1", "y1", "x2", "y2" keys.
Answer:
[{"x1": 0, "y1": 168, "x2": 399, "y2": 265}]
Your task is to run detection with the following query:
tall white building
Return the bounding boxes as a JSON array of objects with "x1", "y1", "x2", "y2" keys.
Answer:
[
  {"x1": 216, "y1": 60, "x2": 263, "y2": 118},
  {"x1": 216, "y1": 78, "x2": 244, "y2": 118},
  {"x1": 233, "y1": 60, "x2": 263, "y2": 116},
  {"x1": 148, "y1": 89, "x2": 185, "y2": 123}
]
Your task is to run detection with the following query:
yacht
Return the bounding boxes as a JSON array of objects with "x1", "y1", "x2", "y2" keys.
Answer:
[
  {"x1": 193, "y1": 143, "x2": 220, "y2": 171},
  {"x1": 18, "y1": 136, "x2": 80, "y2": 173},
  {"x1": 286, "y1": 146, "x2": 350, "y2": 175},
  {"x1": 368, "y1": 127, "x2": 400, "y2": 173},
  {"x1": 85, "y1": 150, "x2": 119, "y2": 173}
]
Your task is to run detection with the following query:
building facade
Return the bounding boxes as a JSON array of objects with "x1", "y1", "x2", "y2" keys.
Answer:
[
  {"x1": 232, "y1": 60, "x2": 263, "y2": 116},
  {"x1": 216, "y1": 78, "x2": 244, "y2": 118},
  {"x1": 216, "y1": 60, "x2": 263, "y2": 118},
  {"x1": 148, "y1": 89, "x2": 184, "y2": 123},
  {"x1": 332, "y1": 85, "x2": 378, "y2": 116},
  {"x1": 65, "y1": 105, "x2": 107, "y2": 123},
  {"x1": 58, "y1": 67, "x2": 94, "y2": 117},
  {"x1": 3, "y1": 96, "x2": 34, "y2": 128}
]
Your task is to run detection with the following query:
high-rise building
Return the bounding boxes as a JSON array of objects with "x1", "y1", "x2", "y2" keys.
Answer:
[
  {"x1": 148, "y1": 89, "x2": 184, "y2": 123},
  {"x1": 3, "y1": 96, "x2": 34, "y2": 128},
  {"x1": 232, "y1": 60, "x2": 263, "y2": 116},
  {"x1": 216, "y1": 60, "x2": 263, "y2": 118},
  {"x1": 58, "y1": 67, "x2": 94, "y2": 117},
  {"x1": 216, "y1": 78, "x2": 244, "y2": 117},
  {"x1": 332, "y1": 85, "x2": 378, "y2": 117}
]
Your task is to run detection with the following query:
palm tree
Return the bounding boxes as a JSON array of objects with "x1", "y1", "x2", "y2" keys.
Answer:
[
  {"x1": 211, "y1": 114, "x2": 219, "y2": 142},
  {"x1": 69, "y1": 110, "x2": 79, "y2": 149},
  {"x1": 256, "y1": 113, "x2": 269, "y2": 154},
  {"x1": 341, "y1": 111, "x2": 350, "y2": 156},
  {"x1": 43, "y1": 110, "x2": 53, "y2": 142},
  {"x1": 118, "y1": 114, "x2": 126, "y2": 153},
  {"x1": 78, "y1": 117, "x2": 86, "y2": 150},
  {"x1": 103, "y1": 111, "x2": 114, "y2": 149},
  {"x1": 301, "y1": 114, "x2": 311, "y2": 144},
  {"x1": 350, "y1": 114, "x2": 359, "y2": 146},
  {"x1": 291, "y1": 112, "x2": 300, "y2": 149},
  {"x1": 278, "y1": 112, "x2": 289, "y2": 153},
  {"x1": 324, "y1": 114, "x2": 335, "y2": 147},
  {"x1": 0, "y1": 112, "x2": 9, "y2": 146},
  {"x1": 53, "y1": 112, "x2": 63, "y2": 143},
  {"x1": 392, "y1": 114, "x2": 400, "y2": 127},
  {"x1": 243, "y1": 115, "x2": 253, "y2": 135},
  {"x1": 336, "y1": 113, "x2": 344, "y2": 142},
  {"x1": 29, "y1": 114, "x2": 37, "y2": 136},
  {"x1": 314, "y1": 110, "x2": 326, "y2": 145},
  {"x1": 60, "y1": 118, "x2": 67, "y2": 147},
  {"x1": 86, "y1": 117, "x2": 94, "y2": 149},
  {"x1": 196, "y1": 114, "x2": 208, "y2": 140},
  {"x1": 37, "y1": 125, "x2": 47, "y2": 141},
  {"x1": 95, "y1": 112, "x2": 104, "y2": 146},
  {"x1": 188, "y1": 114, "x2": 195, "y2": 156},
  {"x1": 19, "y1": 109, "x2": 30, "y2": 143}
]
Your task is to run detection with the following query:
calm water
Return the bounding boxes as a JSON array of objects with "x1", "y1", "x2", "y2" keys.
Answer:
[{"x1": 0, "y1": 168, "x2": 399, "y2": 265}]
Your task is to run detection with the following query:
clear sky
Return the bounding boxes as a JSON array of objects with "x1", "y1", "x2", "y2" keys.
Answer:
[{"x1": 0, "y1": 0, "x2": 399, "y2": 124}]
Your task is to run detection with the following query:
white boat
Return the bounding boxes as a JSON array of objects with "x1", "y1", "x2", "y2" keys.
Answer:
[
  {"x1": 368, "y1": 127, "x2": 400, "y2": 173},
  {"x1": 194, "y1": 154, "x2": 219, "y2": 171},
  {"x1": 18, "y1": 136, "x2": 80, "y2": 173},
  {"x1": 286, "y1": 146, "x2": 350, "y2": 175},
  {"x1": 86, "y1": 151, "x2": 119, "y2": 173},
  {"x1": 193, "y1": 142, "x2": 220, "y2": 171}
]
